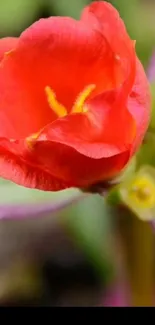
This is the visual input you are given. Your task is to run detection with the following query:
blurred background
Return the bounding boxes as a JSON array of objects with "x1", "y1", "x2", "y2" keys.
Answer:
[{"x1": 0, "y1": 0, "x2": 154, "y2": 307}]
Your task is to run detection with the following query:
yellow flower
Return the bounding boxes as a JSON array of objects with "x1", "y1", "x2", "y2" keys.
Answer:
[{"x1": 119, "y1": 166, "x2": 155, "y2": 221}]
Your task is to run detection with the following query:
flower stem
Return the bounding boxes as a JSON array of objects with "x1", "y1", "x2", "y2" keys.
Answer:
[{"x1": 117, "y1": 209, "x2": 154, "y2": 307}]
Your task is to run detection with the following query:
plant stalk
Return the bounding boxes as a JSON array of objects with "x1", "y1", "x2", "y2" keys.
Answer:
[{"x1": 117, "y1": 209, "x2": 154, "y2": 307}]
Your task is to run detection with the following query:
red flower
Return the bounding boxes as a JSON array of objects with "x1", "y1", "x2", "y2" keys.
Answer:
[{"x1": 0, "y1": 1, "x2": 151, "y2": 191}]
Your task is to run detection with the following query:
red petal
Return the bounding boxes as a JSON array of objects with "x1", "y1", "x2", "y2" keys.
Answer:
[
  {"x1": 5, "y1": 58, "x2": 147, "y2": 190},
  {"x1": 0, "y1": 9, "x2": 132, "y2": 139},
  {"x1": 26, "y1": 140, "x2": 130, "y2": 187},
  {"x1": 0, "y1": 139, "x2": 70, "y2": 191},
  {"x1": 128, "y1": 58, "x2": 151, "y2": 155},
  {"x1": 0, "y1": 37, "x2": 18, "y2": 61},
  {"x1": 81, "y1": 1, "x2": 134, "y2": 90},
  {"x1": 0, "y1": 137, "x2": 129, "y2": 189},
  {"x1": 35, "y1": 88, "x2": 135, "y2": 159},
  {"x1": 0, "y1": 3, "x2": 148, "y2": 190}
]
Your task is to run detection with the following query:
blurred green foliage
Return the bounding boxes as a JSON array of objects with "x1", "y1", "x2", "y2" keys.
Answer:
[
  {"x1": 109, "y1": 0, "x2": 155, "y2": 66},
  {"x1": 61, "y1": 194, "x2": 114, "y2": 282},
  {"x1": 0, "y1": 0, "x2": 154, "y2": 65},
  {"x1": 48, "y1": 0, "x2": 89, "y2": 18},
  {"x1": 0, "y1": 0, "x2": 42, "y2": 36}
]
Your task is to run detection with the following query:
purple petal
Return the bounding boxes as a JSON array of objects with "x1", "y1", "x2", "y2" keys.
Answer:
[
  {"x1": 0, "y1": 193, "x2": 87, "y2": 220},
  {"x1": 100, "y1": 282, "x2": 130, "y2": 307},
  {"x1": 147, "y1": 52, "x2": 155, "y2": 82}
]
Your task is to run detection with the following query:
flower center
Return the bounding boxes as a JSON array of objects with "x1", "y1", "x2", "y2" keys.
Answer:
[
  {"x1": 128, "y1": 176, "x2": 155, "y2": 209},
  {"x1": 45, "y1": 84, "x2": 96, "y2": 117},
  {"x1": 26, "y1": 84, "x2": 96, "y2": 150}
]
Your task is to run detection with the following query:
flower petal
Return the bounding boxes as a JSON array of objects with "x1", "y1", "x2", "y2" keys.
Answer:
[
  {"x1": 128, "y1": 58, "x2": 151, "y2": 155},
  {"x1": 0, "y1": 8, "x2": 132, "y2": 139},
  {"x1": 147, "y1": 51, "x2": 155, "y2": 82},
  {"x1": 28, "y1": 141, "x2": 130, "y2": 186},
  {"x1": 0, "y1": 2, "x2": 149, "y2": 191},
  {"x1": 0, "y1": 195, "x2": 83, "y2": 220},
  {"x1": 0, "y1": 137, "x2": 129, "y2": 189},
  {"x1": 81, "y1": 1, "x2": 134, "y2": 88},
  {"x1": 0, "y1": 37, "x2": 18, "y2": 62},
  {"x1": 0, "y1": 138, "x2": 70, "y2": 191},
  {"x1": 36, "y1": 88, "x2": 135, "y2": 159}
]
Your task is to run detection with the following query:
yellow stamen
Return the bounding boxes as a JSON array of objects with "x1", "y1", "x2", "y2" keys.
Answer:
[
  {"x1": 26, "y1": 132, "x2": 40, "y2": 150},
  {"x1": 71, "y1": 84, "x2": 96, "y2": 114},
  {"x1": 4, "y1": 49, "x2": 14, "y2": 57},
  {"x1": 45, "y1": 86, "x2": 67, "y2": 117}
]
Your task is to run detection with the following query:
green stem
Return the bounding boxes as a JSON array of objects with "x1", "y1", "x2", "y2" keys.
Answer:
[{"x1": 117, "y1": 208, "x2": 154, "y2": 307}]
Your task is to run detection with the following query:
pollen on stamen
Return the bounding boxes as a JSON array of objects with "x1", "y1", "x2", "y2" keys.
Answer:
[
  {"x1": 45, "y1": 86, "x2": 67, "y2": 117},
  {"x1": 72, "y1": 84, "x2": 96, "y2": 114}
]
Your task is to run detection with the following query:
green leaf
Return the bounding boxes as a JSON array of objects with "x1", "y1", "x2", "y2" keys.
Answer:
[
  {"x1": 111, "y1": 157, "x2": 137, "y2": 184},
  {"x1": 108, "y1": 0, "x2": 155, "y2": 65},
  {"x1": 0, "y1": 0, "x2": 41, "y2": 36},
  {"x1": 136, "y1": 132, "x2": 155, "y2": 168},
  {"x1": 0, "y1": 178, "x2": 80, "y2": 205},
  {"x1": 61, "y1": 194, "x2": 114, "y2": 281}
]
